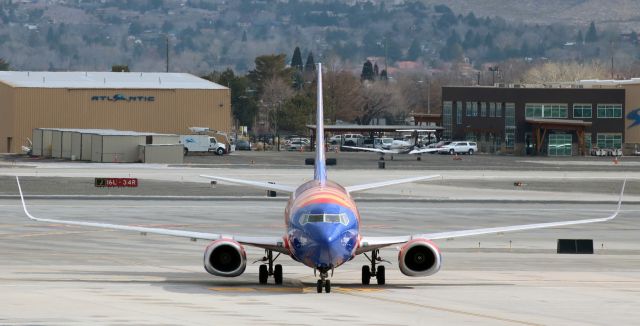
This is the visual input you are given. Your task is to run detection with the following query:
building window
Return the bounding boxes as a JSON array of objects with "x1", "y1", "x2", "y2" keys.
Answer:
[
  {"x1": 597, "y1": 133, "x2": 622, "y2": 148},
  {"x1": 573, "y1": 104, "x2": 592, "y2": 118},
  {"x1": 597, "y1": 104, "x2": 623, "y2": 118},
  {"x1": 481, "y1": 102, "x2": 487, "y2": 117},
  {"x1": 455, "y1": 102, "x2": 462, "y2": 125},
  {"x1": 525, "y1": 103, "x2": 568, "y2": 118},
  {"x1": 504, "y1": 103, "x2": 515, "y2": 149},
  {"x1": 489, "y1": 103, "x2": 496, "y2": 117},
  {"x1": 496, "y1": 103, "x2": 502, "y2": 118},
  {"x1": 443, "y1": 101, "x2": 452, "y2": 140},
  {"x1": 466, "y1": 101, "x2": 478, "y2": 117},
  {"x1": 548, "y1": 134, "x2": 572, "y2": 156}
]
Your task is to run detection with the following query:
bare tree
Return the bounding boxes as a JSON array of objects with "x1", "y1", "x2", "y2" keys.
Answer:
[
  {"x1": 323, "y1": 68, "x2": 364, "y2": 123},
  {"x1": 521, "y1": 61, "x2": 608, "y2": 83},
  {"x1": 259, "y1": 77, "x2": 294, "y2": 136},
  {"x1": 356, "y1": 82, "x2": 397, "y2": 125}
]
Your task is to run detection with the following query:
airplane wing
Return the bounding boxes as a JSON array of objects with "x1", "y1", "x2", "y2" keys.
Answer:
[
  {"x1": 356, "y1": 179, "x2": 626, "y2": 254},
  {"x1": 346, "y1": 175, "x2": 441, "y2": 193},
  {"x1": 200, "y1": 174, "x2": 296, "y2": 193},
  {"x1": 15, "y1": 177, "x2": 289, "y2": 254},
  {"x1": 408, "y1": 147, "x2": 440, "y2": 154},
  {"x1": 341, "y1": 146, "x2": 399, "y2": 154}
]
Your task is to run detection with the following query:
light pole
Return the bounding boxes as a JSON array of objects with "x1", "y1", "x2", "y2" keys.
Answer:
[{"x1": 489, "y1": 65, "x2": 500, "y2": 85}]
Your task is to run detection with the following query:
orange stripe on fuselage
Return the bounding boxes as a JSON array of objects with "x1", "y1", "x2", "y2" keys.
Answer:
[{"x1": 290, "y1": 184, "x2": 360, "y2": 221}]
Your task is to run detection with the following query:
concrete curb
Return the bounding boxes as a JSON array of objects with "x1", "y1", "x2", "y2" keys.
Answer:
[{"x1": 0, "y1": 194, "x2": 636, "y2": 204}]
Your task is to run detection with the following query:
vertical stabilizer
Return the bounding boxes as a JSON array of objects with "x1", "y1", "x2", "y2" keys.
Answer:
[{"x1": 314, "y1": 63, "x2": 327, "y2": 183}]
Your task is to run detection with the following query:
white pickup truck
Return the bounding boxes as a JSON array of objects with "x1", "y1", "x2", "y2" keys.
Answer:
[{"x1": 179, "y1": 135, "x2": 227, "y2": 155}]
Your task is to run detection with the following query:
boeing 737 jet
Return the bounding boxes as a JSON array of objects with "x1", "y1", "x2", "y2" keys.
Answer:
[{"x1": 16, "y1": 63, "x2": 625, "y2": 293}]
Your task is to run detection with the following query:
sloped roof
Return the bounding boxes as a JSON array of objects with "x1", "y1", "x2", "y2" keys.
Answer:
[{"x1": 0, "y1": 71, "x2": 226, "y2": 90}]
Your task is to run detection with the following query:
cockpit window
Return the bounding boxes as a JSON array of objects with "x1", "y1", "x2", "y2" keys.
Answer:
[{"x1": 300, "y1": 213, "x2": 349, "y2": 226}]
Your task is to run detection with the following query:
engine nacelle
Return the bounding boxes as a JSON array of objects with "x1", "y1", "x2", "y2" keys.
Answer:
[
  {"x1": 398, "y1": 239, "x2": 442, "y2": 277},
  {"x1": 203, "y1": 239, "x2": 247, "y2": 277}
]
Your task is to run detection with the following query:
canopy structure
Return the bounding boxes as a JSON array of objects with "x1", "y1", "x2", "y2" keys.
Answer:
[
  {"x1": 306, "y1": 124, "x2": 444, "y2": 148},
  {"x1": 526, "y1": 118, "x2": 592, "y2": 155}
]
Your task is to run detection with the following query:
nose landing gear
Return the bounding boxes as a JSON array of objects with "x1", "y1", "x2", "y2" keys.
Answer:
[
  {"x1": 256, "y1": 249, "x2": 283, "y2": 285},
  {"x1": 316, "y1": 270, "x2": 331, "y2": 293},
  {"x1": 362, "y1": 249, "x2": 388, "y2": 285}
]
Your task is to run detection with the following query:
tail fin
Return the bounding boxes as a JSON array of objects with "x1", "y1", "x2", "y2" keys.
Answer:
[{"x1": 314, "y1": 62, "x2": 327, "y2": 183}]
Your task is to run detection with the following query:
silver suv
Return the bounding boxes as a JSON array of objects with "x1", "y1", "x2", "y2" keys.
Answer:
[{"x1": 438, "y1": 141, "x2": 478, "y2": 155}]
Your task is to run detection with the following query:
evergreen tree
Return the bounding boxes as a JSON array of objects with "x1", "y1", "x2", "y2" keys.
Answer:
[
  {"x1": 462, "y1": 30, "x2": 475, "y2": 49},
  {"x1": 0, "y1": 58, "x2": 9, "y2": 71},
  {"x1": 304, "y1": 51, "x2": 315, "y2": 72},
  {"x1": 585, "y1": 21, "x2": 598, "y2": 43},
  {"x1": 406, "y1": 38, "x2": 421, "y2": 60},
  {"x1": 373, "y1": 63, "x2": 379, "y2": 77},
  {"x1": 576, "y1": 30, "x2": 584, "y2": 44},
  {"x1": 361, "y1": 60, "x2": 374, "y2": 81},
  {"x1": 440, "y1": 31, "x2": 464, "y2": 61},
  {"x1": 291, "y1": 46, "x2": 303, "y2": 70},
  {"x1": 380, "y1": 69, "x2": 388, "y2": 80}
]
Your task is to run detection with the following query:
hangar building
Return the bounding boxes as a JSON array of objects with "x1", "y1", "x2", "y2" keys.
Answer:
[{"x1": 0, "y1": 71, "x2": 230, "y2": 153}]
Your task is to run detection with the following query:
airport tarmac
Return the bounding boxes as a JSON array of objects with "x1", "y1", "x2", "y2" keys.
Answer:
[
  {"x1": 1, "y1": 198, "x2": 639, "y2": 325},
  {"x1": 0, "y1": 154, "x2": 639, "y2": 325}
]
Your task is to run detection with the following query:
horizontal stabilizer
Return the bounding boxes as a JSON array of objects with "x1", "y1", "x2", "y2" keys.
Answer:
[
  {"x1": 346, "y1": 174, "x2": 441, "y2": 193},
  {"x1": 200, "y1": 174, "x2": 296, "y2": 193}
]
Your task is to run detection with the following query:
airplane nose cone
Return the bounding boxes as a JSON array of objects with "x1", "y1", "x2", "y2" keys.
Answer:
[
  {"x1": 306, "y1": 223, "x2": 342, "y2": 244},
  {"x1": 303, "y1": 224, "x2": 354, "y2": 269}
]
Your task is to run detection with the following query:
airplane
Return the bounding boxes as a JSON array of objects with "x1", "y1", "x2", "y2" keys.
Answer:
[
  {"x1": 342, "y1": 130, "x2": 442, "y2": 160},
  {"x1": 16, "y1": 63, "x2": 626, "y2": 293},
  {"x1": 342, "y1": 142, "x2": 440, "y2": 160}
]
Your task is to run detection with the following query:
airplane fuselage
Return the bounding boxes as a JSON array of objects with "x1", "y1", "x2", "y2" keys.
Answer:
[{"x1": 285, "y1": 180, "x2": 360, "y2": 272}]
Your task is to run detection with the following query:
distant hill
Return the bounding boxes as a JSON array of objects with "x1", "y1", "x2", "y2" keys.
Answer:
[
  {"x1": 429, "y1": 0, "x2": 640, "y2": 31},
  {"x1": 0, "y1": 0, "x2": 637, "y2": 73}
]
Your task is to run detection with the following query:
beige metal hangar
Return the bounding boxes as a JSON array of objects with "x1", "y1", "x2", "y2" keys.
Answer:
[
  {"x1": 32, "y1": 128, "x2": 181, "y2": 163},
  {"x1": 0, "y1": 71, "x2": 230, "y2": 153}
]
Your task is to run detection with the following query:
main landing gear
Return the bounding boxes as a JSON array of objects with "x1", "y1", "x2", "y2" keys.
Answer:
[
  {"x1": 256, "y1": 250, "x2": 283, "y2": 285},
  {"x1": 362, "y1": 249, "x2": 387, "y2": 285}
]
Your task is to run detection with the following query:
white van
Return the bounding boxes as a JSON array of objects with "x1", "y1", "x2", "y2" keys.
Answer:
[{"x1": 180, "y1": 135, "x2": 227, "y2": 155}]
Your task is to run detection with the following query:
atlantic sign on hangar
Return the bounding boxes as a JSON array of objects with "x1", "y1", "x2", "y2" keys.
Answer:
[{"x1": 0, "y1": 71, "x2": 230, "y2": 153}]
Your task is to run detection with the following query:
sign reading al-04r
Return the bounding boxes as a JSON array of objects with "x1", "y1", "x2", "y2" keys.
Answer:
[{"x1": 95, "y1": 178, "x2": 138, "y2": 188}]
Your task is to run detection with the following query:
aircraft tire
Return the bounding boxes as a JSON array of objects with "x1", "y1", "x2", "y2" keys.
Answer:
[
  {"x1": 362, "y1": 265, "x2": 371, "y2": 285},
  {"x1": 317, "y1": 280, "x2": 323, "y2": 293},
  {"x1": 325, "y1": 280, "x2": 331, "y2": 293},
  {"x1": 376, "y1": 266, "x2": 386, "y2": 285},
  {"x1": 259, "y1": 265, "x2": 268, "y2": 284},
  {"x1": 274, "y1": 264, "x2": 283, "y2": 285}
]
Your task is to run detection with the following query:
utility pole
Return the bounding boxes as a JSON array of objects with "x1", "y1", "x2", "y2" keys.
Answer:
[
  {"x1": 166, "y1": 35, "x2": 169, "y2": 73},
  {"x1": 427, "y1": 79, "x2": 431, "y2": 114}
]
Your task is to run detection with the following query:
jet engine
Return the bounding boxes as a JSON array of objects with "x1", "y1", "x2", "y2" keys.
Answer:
[
  {"x1": 398, "y1": 239, "x2": 442, "y2": 277},
  {"x1": 203, "y1": 239, "x2": 247, "y2": 277}
]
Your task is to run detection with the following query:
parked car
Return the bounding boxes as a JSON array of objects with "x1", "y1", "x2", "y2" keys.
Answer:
[
  {"x1": 438, "y1": 141, "x2": 478, "y2": 155},
  {"x1": 329, "y1": 135, "x2": 342, "y2": 144},
  {"x1": 236, "y1": 140, "x2": 252, "y2": 151},
  {"x1": 287, "y1": 140, "x2": 307, "y2": 151}
]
